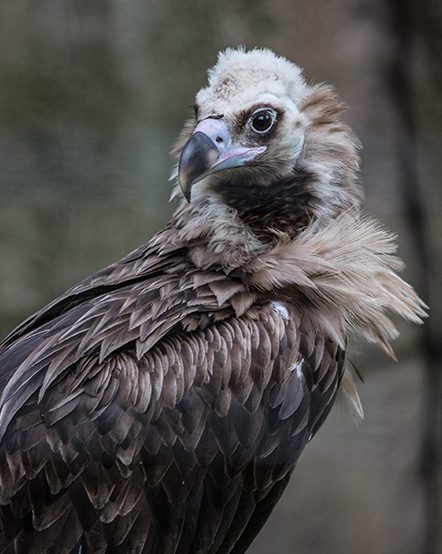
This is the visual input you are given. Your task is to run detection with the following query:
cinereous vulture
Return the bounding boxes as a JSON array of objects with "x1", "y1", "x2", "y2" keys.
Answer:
[{"x1": 0, "y1": 48, "x2": 426, "y2": 553}]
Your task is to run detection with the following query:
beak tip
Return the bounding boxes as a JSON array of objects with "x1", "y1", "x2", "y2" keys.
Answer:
[{"x1": 178, "y1": 175, "x2": 192, "y2": 202}]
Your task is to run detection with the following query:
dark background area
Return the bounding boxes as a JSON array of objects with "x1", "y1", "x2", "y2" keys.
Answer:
[{"x1": 0, "y1": 1, "x2": 440, "y2": 553}]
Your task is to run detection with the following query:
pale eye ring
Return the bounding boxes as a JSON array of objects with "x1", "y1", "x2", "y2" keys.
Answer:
[{"x1": 249, "y1": 108, "x2": 277, "y2": 134}]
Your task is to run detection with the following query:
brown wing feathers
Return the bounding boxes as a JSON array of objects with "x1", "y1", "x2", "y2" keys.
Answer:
[
  {"x1": 0, "y1": 259, "x2": 343, "y2": 553},
  {"x1": 0, "y1": 178, "x2": 421, "y2": 554}
]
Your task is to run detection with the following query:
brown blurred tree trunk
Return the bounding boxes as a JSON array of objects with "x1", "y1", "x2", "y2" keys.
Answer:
[{"x1": 387, "y1": 1, "x2": 441, "y2": 553}]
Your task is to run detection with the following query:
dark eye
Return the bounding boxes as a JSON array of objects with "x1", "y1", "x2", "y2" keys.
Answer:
[{"x1": 250, "y1": 109, "x2": 276, "y2": 134}]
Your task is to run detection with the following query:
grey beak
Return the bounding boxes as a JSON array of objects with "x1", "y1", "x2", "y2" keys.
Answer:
[
  {"x1": 178, "y1": 132, "x2": 219, "y2": 202},
  {"x1": 177, "y1": 117, "x2": 266, "y2": 202}
]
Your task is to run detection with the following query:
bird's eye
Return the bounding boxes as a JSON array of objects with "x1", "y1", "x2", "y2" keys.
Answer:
[{"x1": 249, "y1": 109, "x2": 276, "y2": 134}]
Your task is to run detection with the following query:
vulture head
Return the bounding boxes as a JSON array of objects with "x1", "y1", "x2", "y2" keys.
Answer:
[{"x1": 175, "y1": 48, "x2": 362, "y2": 241}]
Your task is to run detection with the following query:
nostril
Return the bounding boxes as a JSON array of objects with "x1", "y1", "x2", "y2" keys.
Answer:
[{"x1": 215, "y1": 136, "x2": 223, "y2": 144}]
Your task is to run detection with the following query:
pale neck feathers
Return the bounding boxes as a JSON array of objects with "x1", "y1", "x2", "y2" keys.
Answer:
[
  {"x1": 162, "y1": 209, "x2": 426, "y2": 359},
  {"x1": 245, "y1": 214, "x2": 427, "y2": 357}
]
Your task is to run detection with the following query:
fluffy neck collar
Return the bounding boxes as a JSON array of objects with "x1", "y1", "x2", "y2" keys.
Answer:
[
  {"x1": 165, "y1": 207, "x2": 426, "y2": 357},
  {"x1": 243, "y1": 213, "x2": 427, "y2": 356}
]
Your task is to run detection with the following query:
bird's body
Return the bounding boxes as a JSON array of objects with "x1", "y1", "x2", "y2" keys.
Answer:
[{"x1": 0, "y1": 49, "x2": 426, "y2": 553}]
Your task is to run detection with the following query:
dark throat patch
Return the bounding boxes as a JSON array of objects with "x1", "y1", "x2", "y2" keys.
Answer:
[{"x1": 215, "y1": 167, "x2": 315, "y2": 240}]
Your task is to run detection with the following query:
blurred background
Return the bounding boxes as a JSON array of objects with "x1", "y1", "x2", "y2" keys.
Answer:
[{"x1": 0, "y1": 1, "x2": 440, "y2": 553}]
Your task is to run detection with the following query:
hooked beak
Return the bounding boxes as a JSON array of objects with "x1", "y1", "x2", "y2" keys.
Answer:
[{"x1": 178, "y1": 118, "x2": 266, "y2": 201}]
